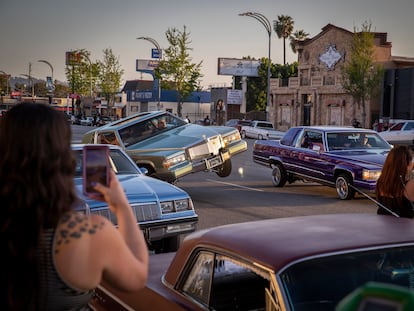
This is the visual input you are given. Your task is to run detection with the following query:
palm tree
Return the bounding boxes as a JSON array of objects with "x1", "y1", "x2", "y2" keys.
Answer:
[
  {"x1": 273, "y1": 15, "x2": 294, "y2": 65},
  {"x1": 289, "y1": 29, "x2": 310, "y2": 53},
  {"x1": 289, "y1": 29, "x2": 310, "y2": 61}
]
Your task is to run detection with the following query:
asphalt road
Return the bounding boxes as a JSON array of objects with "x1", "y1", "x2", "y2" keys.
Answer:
[{"x1": 72, "y1": 125, "x2": 377, "y2": 231}]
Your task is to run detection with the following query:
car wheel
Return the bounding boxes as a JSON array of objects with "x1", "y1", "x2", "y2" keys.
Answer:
[
  {"x1": 258, "y1": 134, "x2": 264, "y2": 140},
  {"x1": 216, "y1": 159, "x2": 232, "y2": 177},
  {"x1": 271, "y1": 163, "x2": 287, "y2": 187},
  {"x1": 241, "y1": 130, "x2": 246, "y2": 139},
  {"x1": 152, "y1": 236, "x2": 180, "y2": 254},
  {"x1": 335, "y1": 174, "x2": 355, "y2": 200}
]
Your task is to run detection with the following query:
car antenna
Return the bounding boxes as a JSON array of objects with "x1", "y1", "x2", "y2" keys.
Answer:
[{"x1": 347, "y1": 183, "x2": 400, "y2": 218}]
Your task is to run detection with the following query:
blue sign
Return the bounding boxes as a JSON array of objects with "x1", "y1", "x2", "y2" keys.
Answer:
[{"x1": 151, "y1": 48, "x2": 161, "y2": 59}]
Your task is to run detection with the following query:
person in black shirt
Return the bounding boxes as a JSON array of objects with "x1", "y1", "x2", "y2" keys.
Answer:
[{"x1": 376, "y1": 145, "x2": 414, "y2": 218}]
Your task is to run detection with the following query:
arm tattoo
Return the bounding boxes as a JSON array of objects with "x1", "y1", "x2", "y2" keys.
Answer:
[{"x1": 55, "y1": 213, "x2": 105, "y2": 254}]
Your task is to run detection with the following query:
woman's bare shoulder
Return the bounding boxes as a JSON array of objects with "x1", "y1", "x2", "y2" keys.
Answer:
[{"x1": 55, "y1": 212, "x2": 114, "y2": 251}]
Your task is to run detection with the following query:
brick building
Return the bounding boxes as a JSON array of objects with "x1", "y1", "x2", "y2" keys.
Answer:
[{"x1": 268, "y1": 24, "x2": 414, "y2": 130}]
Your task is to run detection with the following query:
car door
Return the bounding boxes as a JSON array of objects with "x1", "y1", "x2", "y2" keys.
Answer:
[{"x1": 286, "y1": 130, "x2": 332, "y2": 182}]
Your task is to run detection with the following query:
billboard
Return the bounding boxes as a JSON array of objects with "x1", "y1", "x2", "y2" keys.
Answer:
[
  {"x1": 65, "y1": 51, "x2": 82, "y2": 66},
  {"x1": 136, "y1": 59, "x2": 160, "y2": 74},
  {"x1": 218, "y1": 58, "x2": 260, "y2": 77}
]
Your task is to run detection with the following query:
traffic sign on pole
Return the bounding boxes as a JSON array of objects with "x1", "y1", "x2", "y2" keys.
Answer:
[{"x1": 151, "y1": 48, "x2": 161, "y2": 59}]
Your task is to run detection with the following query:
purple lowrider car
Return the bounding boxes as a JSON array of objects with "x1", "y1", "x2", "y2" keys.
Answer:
[{"x1": 253, "y1": 126, "x2": 392, "y2": 200}]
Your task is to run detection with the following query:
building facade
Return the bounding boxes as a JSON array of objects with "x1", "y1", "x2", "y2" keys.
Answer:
[{"x1": 268, "y1": 24, "x2": 414, "y2": 131}]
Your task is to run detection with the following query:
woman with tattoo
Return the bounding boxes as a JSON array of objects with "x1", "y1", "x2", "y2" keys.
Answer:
[{"x1": 0, "y1": 102, "x2": 149, "y2": 310}]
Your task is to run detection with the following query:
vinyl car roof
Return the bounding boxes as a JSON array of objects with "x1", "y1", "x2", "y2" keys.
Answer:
[{"x1": 166, "y1": 214, "x2": 414, "y2": 282}]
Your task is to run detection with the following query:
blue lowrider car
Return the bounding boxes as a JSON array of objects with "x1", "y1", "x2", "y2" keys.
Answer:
[
  {"x1": 253, "y1": 126, "x2": 392, "y2": 200},
  {"x1": 72, "y1": 144, "x2": 198, "y2": 253}
]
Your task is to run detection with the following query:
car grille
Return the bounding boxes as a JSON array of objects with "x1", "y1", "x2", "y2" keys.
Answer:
[
  {"x1": 188, "y1": 135, "x2": 222, "y2": 160},
  {"x1": 90, "y1": 202, "x2": 160, "y2": 225}
]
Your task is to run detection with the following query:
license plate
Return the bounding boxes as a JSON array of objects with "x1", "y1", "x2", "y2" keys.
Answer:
[{"x1": 207, "y1": 156, "x2": 222, "y2": 168}]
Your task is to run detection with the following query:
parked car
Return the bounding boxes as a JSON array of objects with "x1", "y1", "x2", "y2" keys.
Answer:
[
  {"x1": 241, "y1": 120, "x2": 285, "y2": 140},
  {"x1": 80, "y1": 116, "x2": 94, "y2": 126},
  {"x1": 97, "y1": 115, "x2": 112, "y2": 126},
  {"x1": 253, "y1": 126, "x2": 392, "y2": 199},
  {"x1": 225, "y1": 119, "x2": 252, "y2": 133},
  {"x1": 90, "y1": 213, "x2": 414, "y2": 311},
  {"x1": 378, "y1": 120, "x2": 414, "y2": 147},
  {"x1": 72, "y1": 144, "x2": 198, "y2": 253},
  {"x1": 82, "y1": 111, "x2": 247, "y2": 183}
]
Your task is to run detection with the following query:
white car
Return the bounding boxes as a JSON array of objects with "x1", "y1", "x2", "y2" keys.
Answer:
[
  {"x1": 80, "y1": 116, "x2": 94, "y2": 126},
  {"x1": 378, "y1": 120, "x2": 414, "y2": 146}
]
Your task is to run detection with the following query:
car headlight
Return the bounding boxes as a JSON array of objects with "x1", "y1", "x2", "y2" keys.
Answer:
[
  {"x1": 362, "y1": 169, "x2": 382, "y2": 181},
  {"x1": 160, "y1": 201, "x2": 174, "y2": 213},
  {"x1": 162, "y1": 152, "x2": 187, "y2": 168},
  {"x1": 160, "y1": 199, "x2": 193, "y2": 213},
  {"x1": 222, "y1": 131, "x2": 241, "y2": 147},
  {"x1": 175, "y1": 198, "x2": 193, "y2": 211}
]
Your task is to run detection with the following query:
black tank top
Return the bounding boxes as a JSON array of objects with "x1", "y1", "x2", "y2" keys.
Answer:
[
  {"x1": 38, "y1": 228, "x2": 94, "y2": 310},
  {"x1": 377, "y1": 195, "x2": 414, "y2": 219}
]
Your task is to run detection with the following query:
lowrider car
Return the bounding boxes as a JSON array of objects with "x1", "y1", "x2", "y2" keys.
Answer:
[
  {"x1": 378, "y1": 120, "x2": 414, "y2": 147},
  {"x1": 82, "y1": 111, "x2": 247, "y2": 183},
  {"x1": 72, "y1": 144, "x2": 198, "y2": 253},
  {"x1": 253, "y1": 126, "x2": 392, "y2": 200},
  {"x1": 90, "y1": 214, "x2": 414, "y2": 311}
]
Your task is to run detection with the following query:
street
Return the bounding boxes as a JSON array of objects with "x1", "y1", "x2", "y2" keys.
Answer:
[{"x1": 72, "y1": 125, "x2": 377, "y2": 231}]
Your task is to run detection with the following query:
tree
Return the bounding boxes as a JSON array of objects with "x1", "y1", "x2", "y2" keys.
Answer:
[
  {"x1": 273, "y1": 15, "x2": 294, "y2": 65},
  {"x1": 289, "y1": 29, "x2": 310, "y2": 57},
  {"x1": 242, "y1": 59, "x2": 298, "y2": 113},
  {"x1": 155, "y1": 26, "x2": 203, "y2": 117},
  {"x1": 97, "y1": 48, "x2": 124, "y2": 111},
  {"x1": 341, "y1": 21, "x2": 384, "y2": 128}
]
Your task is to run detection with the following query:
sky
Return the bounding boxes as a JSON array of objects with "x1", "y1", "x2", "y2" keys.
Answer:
[{"x1": 1, "y1": 0, "x2": 413, "y2": 90}]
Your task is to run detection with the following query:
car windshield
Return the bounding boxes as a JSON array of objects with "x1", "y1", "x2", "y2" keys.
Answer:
[
  {"x1": 326, "y1": 132, "x2": 390, "y2": 150},
  {"x1": 118, "y1": 113, "x2": 187, "y2": 147},
  {"x1": 280, "y1": 245, "x2": 414, "y2": 311},
  {"x1": 73, "y1": 148, "x2": 140, "y2": 177}
]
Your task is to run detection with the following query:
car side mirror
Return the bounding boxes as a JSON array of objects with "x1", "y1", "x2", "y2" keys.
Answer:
[{"x1": 139, "y1": 167, "x2": 149, "y2": 175}]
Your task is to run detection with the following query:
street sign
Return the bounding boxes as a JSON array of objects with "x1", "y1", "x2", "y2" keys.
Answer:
[{"x1": 151, "y1": 48, "x2": 161, "y2": 59}]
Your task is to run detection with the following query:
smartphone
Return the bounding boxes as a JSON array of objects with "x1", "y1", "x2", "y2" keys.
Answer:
[{"x1": 83, "y1": 145, "x2": 110, "y2": 196}]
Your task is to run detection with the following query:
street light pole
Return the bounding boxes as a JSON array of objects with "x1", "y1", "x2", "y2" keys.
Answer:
[
  {"x1": 239, "y1": 12, "x2": 272, "y2": 121},
  {"x1": 137, "y1": 36, "x2": 162, "y2": 110}
]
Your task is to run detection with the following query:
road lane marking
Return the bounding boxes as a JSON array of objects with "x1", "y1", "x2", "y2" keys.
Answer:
[{"x1": 206, "y1": 179, "x2": 264, "y2": 192}]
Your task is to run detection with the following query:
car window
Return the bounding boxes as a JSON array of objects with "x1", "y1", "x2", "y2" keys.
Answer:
[
  {"x1": 181, "y1": 251, "x2": 273, "y2": 310},
  {"x1": 182, "y1": 251, "x2": 214, "y2": 306},
  {"x1": 389, "y1": 122, "x2": 404, "y2": 131},
  {"x1": 99, "y1": 132, "x2": 119, "y2": 145},
  {"x1": 327, "y1": 132, "x2": 390, "y2": 150},
  {"x1": 280, "y1": 245, "x2": 414, "y2": 311},
  {"x1": 299, "y1": 130, "x2": 324, "y2": 151},
  {"x1": 404, "y1": 122, "x2": 414, "y2": 131}
]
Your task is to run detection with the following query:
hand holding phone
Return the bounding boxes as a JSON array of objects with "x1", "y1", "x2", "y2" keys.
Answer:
[{"x1": 83, "y1": 145, "x2": 110, "y2": 196}]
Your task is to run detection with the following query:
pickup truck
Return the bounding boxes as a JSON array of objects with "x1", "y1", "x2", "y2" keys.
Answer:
[
  {"x1": 240, "y1": 120, "x2": 285, "y2": 140},
  {"x1": 252, "y1": 126, "x2": 391, "y2": 200}
]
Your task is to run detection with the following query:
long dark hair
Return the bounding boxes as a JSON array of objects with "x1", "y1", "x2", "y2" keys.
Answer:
[
  {"x1": 0, "y1": 103, "x2": 77, "y2": 310},
  {"x1": 376, "y1": 145, "x2": 413, "y2": 206}
]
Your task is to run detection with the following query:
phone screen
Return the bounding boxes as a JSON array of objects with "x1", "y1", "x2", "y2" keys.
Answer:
[{"x1": 83, "y1": 145, "x2": 110, "y2": 195}]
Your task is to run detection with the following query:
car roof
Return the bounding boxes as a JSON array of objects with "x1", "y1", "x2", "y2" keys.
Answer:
[
  {"x1": 296, "y1": 125, "x2": 377, "y2": 132},
  {"x1": 166, "y1": 214, "x2": 414, "y2": 281}
]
